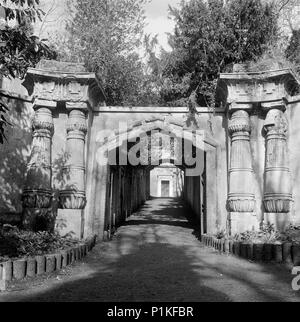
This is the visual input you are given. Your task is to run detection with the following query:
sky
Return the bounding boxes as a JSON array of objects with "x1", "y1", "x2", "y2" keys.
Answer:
[
  {"x1": 34, "y1": 0, "x2": 181, "y2": 53},
  {"x1": 144, "y1": 0, "x2": 180, "y2": 51}
]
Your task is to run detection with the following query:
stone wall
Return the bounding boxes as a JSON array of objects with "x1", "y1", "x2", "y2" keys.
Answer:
[
  {"x1": 287, "y1": 100, "x2": 300, "y2": 226},
  {"x1": 104, "y1": 166, "x2": 149, "y2": 237},
  {"x1": 0, "y1": 79, "x2": 34, "y2": 216},
  {"x1": 5, "y1": 62, "x2": 300, "y2": 240}
]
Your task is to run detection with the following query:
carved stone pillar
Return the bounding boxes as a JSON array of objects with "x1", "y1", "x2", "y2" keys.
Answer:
[
  {"x1": 22, "y1": 104, "x2": 54, "y2": 229},
  {"x1": 263, "y1": 109, "x2": 292, "y2": 213},
  {"x1": 59, "y1": 108, "x2": 88, "y2": 209},
  {"x1": 227, "y1": 110, "x2": 255, "y2": 213}
]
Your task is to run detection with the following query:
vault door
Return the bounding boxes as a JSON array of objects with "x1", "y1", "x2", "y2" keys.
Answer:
[{"x1": 161, "y1": 180, "x2": 170, "y2": 197}]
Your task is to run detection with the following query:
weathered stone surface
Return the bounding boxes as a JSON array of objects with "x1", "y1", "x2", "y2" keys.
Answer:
[
  {"x1": 273, "y1": 243, "x2": 283, "y2": 263},
  {"x1": 55, "y1": 254, "x2": 62, "y2": 270},
  {"x1": 59, "y1": 109, "x2": 87, "y2": 210},
  {"x1": 240, "y1": 243, "x2": 248, "y2": 259},
  {"x1": 219, "y1": 69, "x2": 298, "y2": 104},
  {"x1": 61, "y1": 251, "x2": 68, "y2": 268},
  {"x1": 36, "y1": 60, "x2": 86, "y2": 73},
  {"x1": 2, "y1": 261, "x2": 13, "y2": 281},
  {"x1": 13, "y1": 259, "x2": 26, "y2": 280},
  {"x1": 292, "y1": 245, "x2": 300, "y2": 266},
  {"x1": 23, "y1": 61, "x2": 105, "y2": 109},
  {"x1": 26, "y1": 258, "x2": 37, "y2": 277},
  {"x1": 263, "y1": 244, "x2": 273, "y2": 262},
  {"x1": 3, "y1": 63, "x2": 300, "y2": 241},
  {"x1": 36, "y1": 256, "x2": 46, "y2": 275},
  {"x1": 233, "y1": 242, "x2": 241, "y2": 256},
  {"x1": 253, "y1": 243, "x2": 264, "y2": 261},
  {"x1": 45, "y1": 255, "x2": 56, "y2": 273},
  {"x1": 263, "y1": 109, "x2": 293, "y2": 215},
  {"x1": 227, "y1": 110, "x2": 255, "y2": 214},
  {"x1": 55, "y1": 209, "x2": 83, "y2": 239},
  {"x1": 283, "y1": 242, "x2": 293, "y2": 263},
  {"x1": 22, "y1": 106, "x2": 54, "y2": 230}
]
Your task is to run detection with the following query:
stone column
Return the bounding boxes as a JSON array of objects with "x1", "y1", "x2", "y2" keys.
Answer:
[
  {"x1": 263, "y1": 108, "x2": 292, "y2": 218},
  {"x1": 59, "y1": 108, "x2": 88, "y2": 209},
  {"x1": 22, "y1": 102, "x2": 55, "y2": 229},
  {"x1": 56, "y1": 106, "x2": 88, "y2": 239},
  {"x1": 227, "y1": 110, "x2": 256, "y2": 233}
]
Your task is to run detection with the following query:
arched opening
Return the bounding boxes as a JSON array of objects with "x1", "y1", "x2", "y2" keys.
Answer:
[
  {"x1": 87, "y1": 119, "x2": 219, "y2": 240},
  {"x1": 149, "y1": 163, "x2": 184, "y2": 198}
]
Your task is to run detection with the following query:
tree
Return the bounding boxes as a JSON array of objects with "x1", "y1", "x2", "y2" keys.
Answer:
[
  {"x1": 55, "y1": 0, "x2": 148, "y2": 106},
  {"x1": 0, "y1": 0, "x2": 56, "y2": 143},
  {"x1": 286, "y1": 29, "x2": 300, "y2": 65},
  {"x1": 158, "y1": 0, "x2": 278, "y2": 107}
]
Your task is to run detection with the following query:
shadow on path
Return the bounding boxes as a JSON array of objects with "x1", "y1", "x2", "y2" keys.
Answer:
[{"x1": 0, "y1": 198, "x2": 300, "y2": 302}]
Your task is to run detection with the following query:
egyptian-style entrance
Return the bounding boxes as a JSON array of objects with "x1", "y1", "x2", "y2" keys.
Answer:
[
  {"x1": 18, "y1": 60, "x2": 300, "y2": 241},
  {"x1": 91, "y1": 117, "x2": 219, "y2": 240}
]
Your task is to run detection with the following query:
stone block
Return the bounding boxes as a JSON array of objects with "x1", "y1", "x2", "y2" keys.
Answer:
[
  {"x1": 1, "y1": 261, "x2": 12, "y2": 281},
  {"x1": 263, "y1": 244, "x2": 273, "y2": 262},
  {"x1": 56, "y1": 209, "x2": 83, "y2": 239},
  {"x1": 273, "y1": 243, "x2": 283, "y2": 263},
  {"x1": 36, "y1": 256, "x2": 46, "y2": 275},
  {"x1": 61, "y1": 251, "x2": 68, "y2": 268},
  {"x1": 240, "y1": 243, "x2": 248, "y2": 259},
  {"x1": 233, "y1": 242, "x2": 240, "y2": 256},
  {"x1": 55, "y1": 254, "x2": 62, "y2": 270},
  {"x1": 229, "y1": 240, "x2": 234, "y2": 253},
  {"x1": 26, "y1": 258, "x2": 36, "y2": 277},
  {"x1": 283, "y1": 243, "x2": 293, "y2": 263},
  {"x1": 13, "y1": 259, "x2": 26, "y2": 280},
  {"x1": 253, "y1": 243, "x2": 264, "y2": 261},
  {"x1": 292, "y1": 245, "x2": 300, "y2": 266},
  {"x1": 0, "y1": 280, "x2": 7, "y2": 291},
  {"x1": 45, "y1": 255, "x2": 56, "y2": 273},
  {"x1": 246, "y1": 244, "x2": 253, "y2": 260}
]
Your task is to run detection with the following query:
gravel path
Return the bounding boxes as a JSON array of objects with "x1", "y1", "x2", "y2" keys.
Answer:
[{"x1": 1, "y1": 198, "x2": 300, "y2": 302}]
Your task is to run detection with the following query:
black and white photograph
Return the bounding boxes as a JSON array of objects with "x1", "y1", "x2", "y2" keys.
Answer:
[{"x1": 0, "y1": 0, "x2": 300, "y2": 308}]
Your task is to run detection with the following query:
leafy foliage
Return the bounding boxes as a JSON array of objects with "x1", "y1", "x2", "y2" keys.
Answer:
[
  {"x1": 0, "y1": 22, "x2": 56, "y2": 79},
  {"x1": 156, "y1": 0, "x2": 278, "y2": 107},
  {"x1": 286, "y1": 29, "x2": 300, "y2": 65},
  {"x1": 55, "y1": 0, "x2": 148, "y2": 106},
  {"x1": 232, "y1": 224, "x2": 300, "y2": 244},
  {"x1": 0, "y1": 224, "x2": 80, "y2": 260},
  {"x1": 0, "y1": 0, "x2": 56, "y2": 144},
  {"x1": 1, "y1": 0, "x2": 45, "y2": 24}
]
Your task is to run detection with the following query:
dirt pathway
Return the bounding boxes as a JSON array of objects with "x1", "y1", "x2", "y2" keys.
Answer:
[{"x1": 1, "y1": 198, "x2": 300, "y2": 302}]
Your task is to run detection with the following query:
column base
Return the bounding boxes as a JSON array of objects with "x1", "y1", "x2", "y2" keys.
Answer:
[
  {"x1": 59, "y1": 191, "x2": 86, "y2": 210},
  {"x1": 55, "y1": 209, "x2": 84, "y2": 239},
  {"x1": 227, "y1": 196, "x2": 255, "y2": 213},
  {"x1": 229, "y1": 212, "x2": 259, "y2": 235},
  {"x1": 263, "y1": 196, "x2": 293, "y2": 213},
  {"x1": 264, "y1": 213, "x2": 292, "y2": 232}
]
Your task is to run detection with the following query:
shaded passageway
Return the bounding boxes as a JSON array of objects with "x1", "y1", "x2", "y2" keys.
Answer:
[{"x1": 1, "y1": 198, "x2": 300, "y2": 302}]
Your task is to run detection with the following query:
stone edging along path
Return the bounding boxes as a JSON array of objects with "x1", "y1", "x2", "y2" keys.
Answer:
[
  {"x1": 0, "y1": 236, "x2": 97, "y2": 291},
  {"x1": 202, "y1": 234, "x2": 300, "y2": 266}
]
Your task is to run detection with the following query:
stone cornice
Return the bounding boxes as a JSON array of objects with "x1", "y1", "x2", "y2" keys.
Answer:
[
  {"x1": 22, "y1": 61, "x2": 106, "y2": 111},
  {"x1": 218, "y1": 68, "x2": 300, "y2": 109},
  {"x1": 220, "y1": 68, "x2": 299, "y2": 81},
  {"x1": 94, "y1": 106, "x2": 226, "y2": 114},
  {"x1": 25, "y1": 68, "x2": 98, "y2": 83}
]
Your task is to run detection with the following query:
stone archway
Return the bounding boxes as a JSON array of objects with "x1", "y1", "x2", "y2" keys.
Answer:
[{"x1": 83, "y1": 117, "x2": 220, "y2": 240}]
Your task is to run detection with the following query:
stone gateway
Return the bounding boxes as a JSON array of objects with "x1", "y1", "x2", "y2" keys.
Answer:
[{"x1": 1, "y1": 60, "x2": 300, "y2": 240}]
